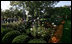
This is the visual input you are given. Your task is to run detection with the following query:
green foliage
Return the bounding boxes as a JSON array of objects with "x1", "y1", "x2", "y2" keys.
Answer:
[
  {"x1": 10, "y1": 1, "x2": 59, "y2": 20},
  {"x1": 12, "y1": 34, "x2": 28, "y2": 43},
  {"x1": 60, "y1": 20, "x2": 71, "y2": 43},
  {"x1": 1, "y1": 7, "x2": 23, "y2": 18},
  {"x1": 26, "y1": 28, "x2": 30, "y2": 34},
  {"x1": 37, "y1": 26, "x2": 50, "y2": 37},
  {"x1": 31, "y1": 25, "x2": 37, "y2": 37},
  {"x1": 1, "y1": 23, "x2": 20, "y2": 32},
  {"x1": 16, "y1": 22, "x2": 32, "y2": 33},
  {"x1": 28, "y1": 39, "x2": 46, "y2": 43},
  {"x1": 1, "y1": 27, "x2": 13, "y2": 39},
  {"x1": 1, "y1": 1, "x2": 71, "y2": 43},
  {"x1": 53, "y1": 7, "x2": 71, "y2": 18},
  {"x1": 2, "y1": 30, "x2": 21, "y2": 43},
  {"x1": 16, "y1": 22, "x2": 26, "y2": 33}
]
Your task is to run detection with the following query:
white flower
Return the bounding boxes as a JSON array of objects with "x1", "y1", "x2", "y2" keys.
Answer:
[
  {"x1": 30, "y1": 28, "x2": 33, "y2": 31},
  {"x1": 41, "y1": 34, "x2": 45, "y2": 37},
  {"x1": 38, "y1": 32, "x2": 40, "y2": 34},
  {"x1": 53, "y1": 25, "x2": 56, "y2": 27},
  {"x1": 37, "y1": 17, "x2": 39, "y2": 19},
  {"x1": 41, "y1": 35, "x2": 44, "y2": 36},
  {"x1": 52, "y1": 23, "x2": 54, "y2": 25},
  {"x1": 13, "y1": 21, "x2": 15, "y2": 23},
  {"x1": 34, "y1": 20, "x2": 35, "y2": 22}
]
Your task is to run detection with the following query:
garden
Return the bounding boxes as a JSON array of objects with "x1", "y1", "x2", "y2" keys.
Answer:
[{"x1": 1, "y1": 1, "x2": 71, "y2": 43}]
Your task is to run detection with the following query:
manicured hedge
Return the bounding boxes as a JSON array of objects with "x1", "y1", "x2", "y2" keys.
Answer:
[
  {"x1": 2, "y1": 30, "x2": 21, "y2": 43},
  {"x1": 28, "y1": 39, "x2": 47, "y2": 43},
  {"x1": 12, "y1": 34, "x2": 28, "y2": 43}
]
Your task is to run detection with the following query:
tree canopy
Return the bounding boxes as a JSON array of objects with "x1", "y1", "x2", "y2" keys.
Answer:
[{"x1": 10, "y1": 1, "x2": 59, "y2": 20}]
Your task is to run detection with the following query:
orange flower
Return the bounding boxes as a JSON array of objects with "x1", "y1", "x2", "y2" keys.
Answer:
[{"x1": 51, "y1": 36, "x2": 59, "y2": 43}]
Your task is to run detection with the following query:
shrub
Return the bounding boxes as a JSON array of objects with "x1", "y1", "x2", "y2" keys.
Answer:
[
  {"x1": 2, "y1": 30, "x2": 21, "y2": 43},
  {"x1": 28, "y1": 39, "x2": 47, "y2": 43},
  {"x1": 1, "y1": 27, "x2": 13, "y2": 38},
  {"x1": 26, "y1": 29, "x2": 31, "y2": 34},
  {"x1": 12, "y1": 34, "x2": 28, "y2": 43},
  {"x1": 1, "y1": 24, "x2": 7, "y2": 28},
  {"x1": 16, "y1": 23, "x2": 26, "y2": 33},
  {"x1": 16, "y1": 22, "x2": 31, "y2": 33}
]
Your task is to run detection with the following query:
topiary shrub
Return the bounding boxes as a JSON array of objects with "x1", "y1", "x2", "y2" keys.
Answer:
[
  {"x1": 28, "y1": 39, "x2": 47, "y2": 43},
  {"x1": 12, "y1": 34, "x2": 28, "y2": 43},
  {"x1": 2, "y1": 30, "x2": 21, "y2": 43},
  {"x1": 1, "y1": 27, "x2": 13, "y2": 39}
]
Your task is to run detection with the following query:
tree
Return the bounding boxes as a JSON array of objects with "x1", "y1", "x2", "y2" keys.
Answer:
[
  {"x1": 10, "y1": 1, "x2": 59, "y2": 37},
  {"x1": 10, "y1": 1, "x2": 26, "y2": 20},
  {"x1": 10, "y1": 1, "x2": 59, "y2": 20},
  {"x1": 53, "y1": 7, "x2": 71, "y2": 20}
]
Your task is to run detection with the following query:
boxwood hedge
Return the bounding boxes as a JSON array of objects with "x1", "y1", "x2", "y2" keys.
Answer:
[
  {"x1": 2, "y1": 30, "x2": 21, "y2": 43},
  {"x1": 1, "y1": 27, "x2": 13, "y2": 39},
  {"x1": 12, "y1": 34, "x2": 28, "y2": 43}
]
